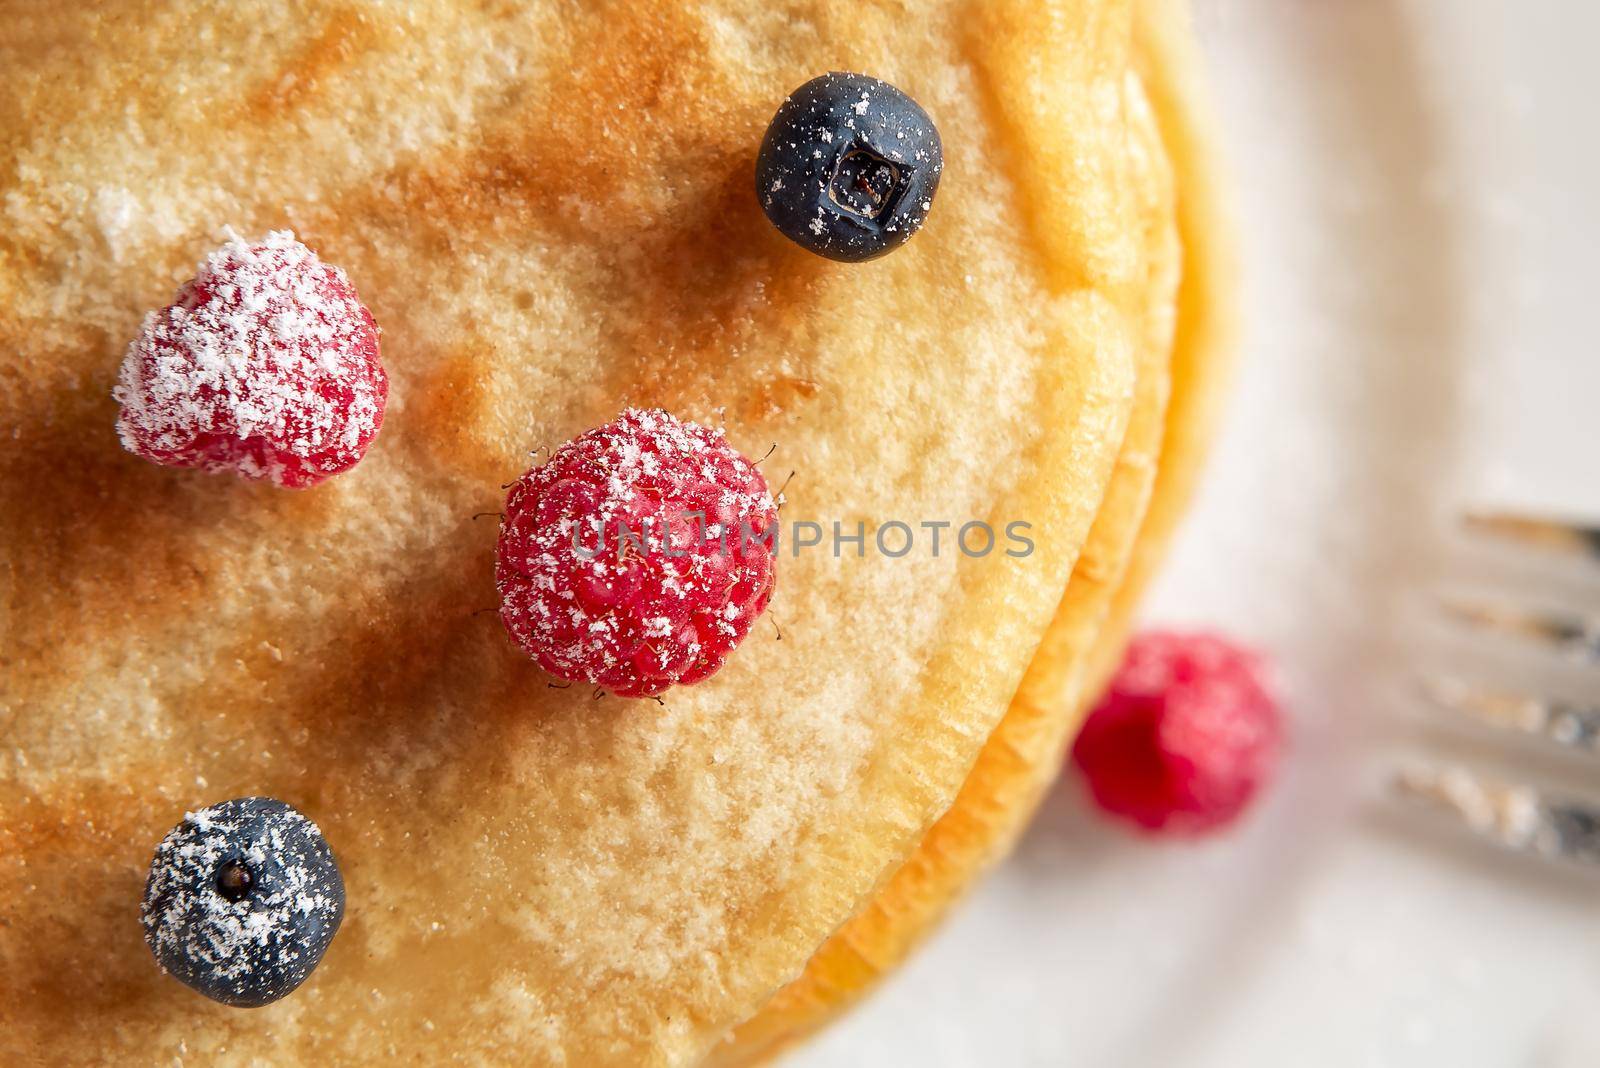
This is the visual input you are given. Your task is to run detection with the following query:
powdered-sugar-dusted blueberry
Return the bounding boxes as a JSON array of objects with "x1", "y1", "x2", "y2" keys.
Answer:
[
  {"x1": 495, "y1": 408, "x2": 780, "y2": 698},
  {"x1": 113, "y1": 231, "x2": 387, "y2": 488},
  {"x1": 756, "y1": 72, "x2": 943, "y2": 262},
  {"x1": 140, "y1": 797, "x2": 345, "y2": 1007}
]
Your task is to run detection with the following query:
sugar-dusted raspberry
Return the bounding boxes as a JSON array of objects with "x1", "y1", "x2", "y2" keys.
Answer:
[
  {"x1": 1072, "y1": 630, "x2": 1283, "y2": 835},
  {"x1": 495, "y1": 409, "x2": 779, "y2": 698},
  {"x1": 113, "y1": 231, "x2": 387, "y2": 488}
]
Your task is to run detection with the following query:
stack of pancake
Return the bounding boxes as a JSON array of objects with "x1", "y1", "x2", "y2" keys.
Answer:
[{"x1": 0, "y1": 0, "x2": 1232, "y2": 1063}]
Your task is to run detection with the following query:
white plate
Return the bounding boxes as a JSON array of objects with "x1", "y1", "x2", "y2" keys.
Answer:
[{"x1": 796, "y1": 3, "x2": 1600, "y2": 1065}]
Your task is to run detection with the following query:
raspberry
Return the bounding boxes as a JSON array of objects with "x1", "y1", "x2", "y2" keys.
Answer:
[
  {"x1": 495, "y1": 408, "x2": 779, "y2": 698},
  {"x1": 1071, "y1": 631, "x2": 1283, "y2": 835},
  {"x1": 113, "y1": 231, "x2": 387, "y2": 488}
]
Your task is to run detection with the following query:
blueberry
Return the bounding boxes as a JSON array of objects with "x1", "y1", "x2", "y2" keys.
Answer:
[
  {"x1": 756, "y1": 72, "x2": 943, "y2": 262},
  {"x1": 140, "y1": 797, "x2": 345, "y2": 1008}
]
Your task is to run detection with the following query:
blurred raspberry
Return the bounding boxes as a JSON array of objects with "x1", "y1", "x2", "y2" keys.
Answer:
[{"x1": 1072, "y1": 630, "x2": 1283, "y2": 835}]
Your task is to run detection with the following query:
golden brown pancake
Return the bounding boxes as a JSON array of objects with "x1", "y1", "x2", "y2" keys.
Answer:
[
  {"x1": 709, "y1": 48, "x2": 1179, "y2": 1048},
  {"x1": 0, "y1": 0, "x2": 1223, "y2": 1064},
  {"x1": 712, "y1": 0, "x2": 1234, "y2": 1059}
]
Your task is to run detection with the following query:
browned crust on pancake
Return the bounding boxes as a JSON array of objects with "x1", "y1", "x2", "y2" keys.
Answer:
[{"x1": 1, "y1": 2, "x2": 1158, "y2": 1064}]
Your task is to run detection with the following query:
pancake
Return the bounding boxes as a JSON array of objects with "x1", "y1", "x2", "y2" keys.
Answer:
[
  {"x1": 0, "y1": 1, "x2": 1171, "y2": 1064},
  {"x1": 1082, "y1": 0, "x2": 1240, "y2": 700},
  {"x1": 714, "y1": 0, "x2": 1234, "y2": 1058}
]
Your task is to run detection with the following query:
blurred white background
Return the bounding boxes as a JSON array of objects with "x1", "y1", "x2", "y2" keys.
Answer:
[{"x1": 798, "y1": 3, "x2": 1600, "y2": 1065}]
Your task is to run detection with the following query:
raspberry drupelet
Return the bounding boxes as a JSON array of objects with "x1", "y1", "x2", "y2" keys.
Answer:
[
  {"x1": 1072, "y1": 630, "x2": 1283, "y2": 835},
  {"x1": 113, "y1": 231, "x2": 387, "y2": 488},
  {"x1": 495, "y1": 409, "x2": 780, "y2": 698}
]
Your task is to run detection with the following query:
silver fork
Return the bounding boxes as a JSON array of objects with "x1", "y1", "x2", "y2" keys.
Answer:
[{"x1": 1390, "y1": 509, "x2": 1600, "y2": 866}]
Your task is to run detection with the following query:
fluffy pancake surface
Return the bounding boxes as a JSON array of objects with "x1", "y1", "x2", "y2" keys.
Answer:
[
  {"x1": 2, "y1": 1, "x2": 1154, "y2": 1063},
  {"x1": 714, "y1": 1, "x2": 1234, "y2": 1057}
]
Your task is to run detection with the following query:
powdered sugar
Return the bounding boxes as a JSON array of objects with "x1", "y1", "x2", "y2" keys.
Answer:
[{"x1": 113, "y1": 230, "x2": 386, "y2": 488}]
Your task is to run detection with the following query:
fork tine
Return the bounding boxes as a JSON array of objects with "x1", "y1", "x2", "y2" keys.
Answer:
[
  {"x1": 1391, "y1": 763, "x2": 1600, "y2": 866},
  {"x1": 1419, "y1": 676, "x2": 1600, "y2": 753},
  {"x1": 1463, "y1": 509, "x2": 1600, "y2": 560},
  {"x1": 1439, "y1": 596, "x2": 1600, "y2": 662}
]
